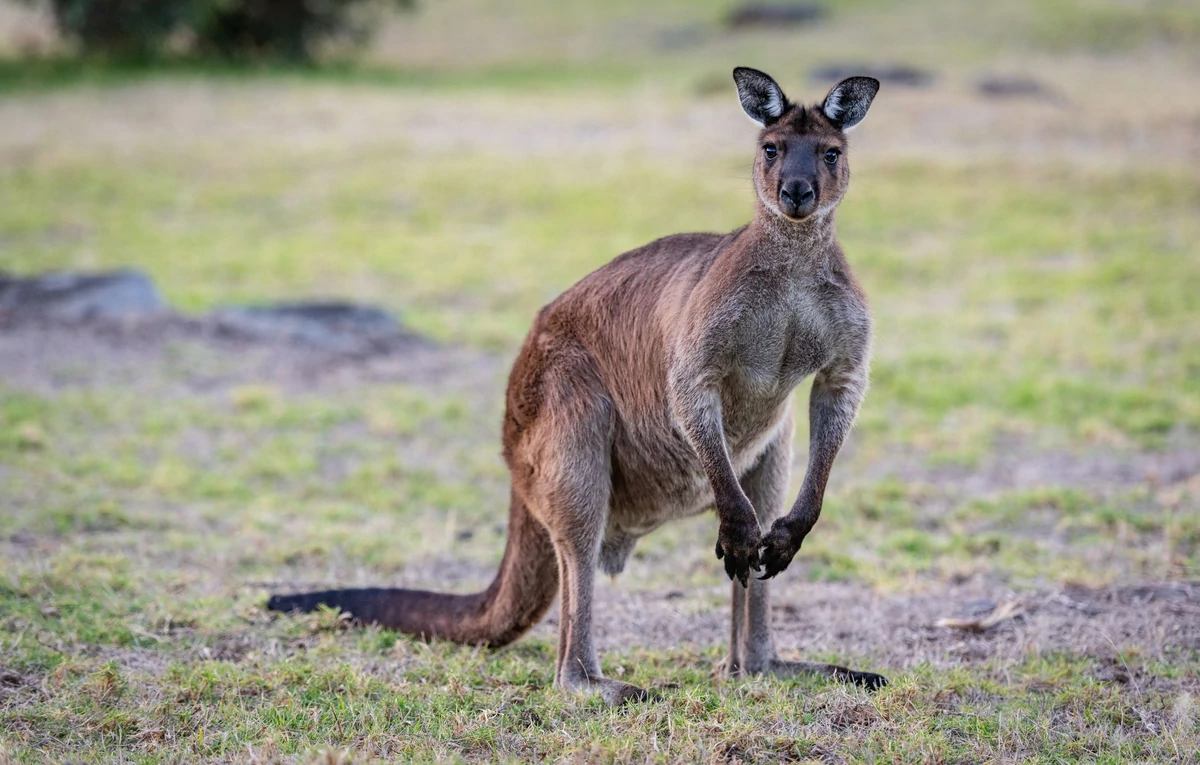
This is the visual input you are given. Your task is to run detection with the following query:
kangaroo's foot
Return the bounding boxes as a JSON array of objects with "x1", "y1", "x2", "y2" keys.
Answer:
[
  {"x1": 757, "y1": 658, "x2": 888, "y2": 691},
  {"x1": 559, "y1": 673, "x2": 655, "y2": 705}
]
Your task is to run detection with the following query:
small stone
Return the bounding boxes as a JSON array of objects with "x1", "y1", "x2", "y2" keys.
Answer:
[{"x1": 0, "y1": 270, "x2": 165, "y2": 322}]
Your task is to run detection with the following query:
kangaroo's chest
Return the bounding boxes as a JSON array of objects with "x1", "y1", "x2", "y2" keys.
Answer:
[{"x1": 726, "y1": 290, "x2": 836, "y2": 404}]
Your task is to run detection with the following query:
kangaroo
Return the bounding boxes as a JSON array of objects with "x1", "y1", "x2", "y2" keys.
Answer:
[{"x1": 269, "y1": 68, "x2": 886, "y2": 703}]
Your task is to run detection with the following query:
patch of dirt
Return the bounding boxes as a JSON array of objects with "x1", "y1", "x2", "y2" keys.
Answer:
[
  {"x1": 36, "y1": 575, "x2": 1197, "y2": 698},
  {"x1": 0, "y1": 316, "x2": 501, "y2": 399},
  {"x1": 862, "y1": 440, "x2": 1200, "y2": 497},
  {"x1": 264, "y1": 556, "x2": 1198, "y2": 683},
  {"x1": 1, "y1": 65, "x2": 1198, "y2": 172},
  {"x1": 568, "y1": 579, "x2": 1200, "y2": 675}
]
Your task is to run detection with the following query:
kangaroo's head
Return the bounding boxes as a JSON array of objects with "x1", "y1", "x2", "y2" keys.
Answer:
[{"x1": 733, "y1": 67, "x2": 879, "y2": 222}]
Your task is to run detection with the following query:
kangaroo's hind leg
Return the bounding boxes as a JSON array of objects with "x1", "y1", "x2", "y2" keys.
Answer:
[
  {"x1": 727, "y1": 425, "x2": 791, "y2": 676},
  {"x1": 728, "y1": 424, "x2": 887, "y2": 690},
  {"x1": 515, "y1": 364, "x2": 649, "y2": 706},
  {"x1": 548, "y1": 509, "x2": 649, "y2": 705}
]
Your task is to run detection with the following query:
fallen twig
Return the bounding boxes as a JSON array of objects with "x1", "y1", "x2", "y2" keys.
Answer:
[{"x1": 936, "y1": 598, "x2": 1024, "y2": 633}]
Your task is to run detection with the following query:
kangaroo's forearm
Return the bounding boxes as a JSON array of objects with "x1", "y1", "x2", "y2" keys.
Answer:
[
  {"x1": 672, "y1": 373, "x2": 766, "y2": 585},
  {"x1": 670, "y1": 382, "x2": 753, "y2": 519},
  {"x1": 786, "y1": 362, "x2": 868, "y2": 530}
]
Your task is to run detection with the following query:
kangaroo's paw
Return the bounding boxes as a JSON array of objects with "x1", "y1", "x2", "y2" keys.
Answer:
[
  {"x1": 714, "y1": 514, "x2": 762, "y2": 587},
  {"x1": 763, "y1": 659, "x2": 888, "y2": 691},
  {"x1": 757, "y1": 519, "x2": 810, "y2": 579}
]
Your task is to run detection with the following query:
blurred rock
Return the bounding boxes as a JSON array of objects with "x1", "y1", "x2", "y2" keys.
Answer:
[
  {"x1": 0, "y1": 269, "x2": 165, "y2": 322},
  {"x1": 726, "y1": 3, "x2": 824, "y2": 29},
  {"x1": 959, "y1": 599, "x2": 999, "y2": 617},
  {"x1": 210, "y1": 302, "x2": 419, "y2": 354},
  {"x1": 976, "y1": 75, "x2": 1061, "y2": 102},
  {"x1": 812, "y1": 63, "x2": 935, "y2": 88},
  {"x1": 0, "y1": 270, "x2": 427, "y2": 358}
]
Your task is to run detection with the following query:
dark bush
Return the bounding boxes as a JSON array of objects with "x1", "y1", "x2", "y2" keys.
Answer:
[{"x1": 29, "y1": 0, "x2": 414, "y2": 61}]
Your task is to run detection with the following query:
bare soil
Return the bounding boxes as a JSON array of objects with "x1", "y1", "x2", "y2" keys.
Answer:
[{"x1": 0, "y1": 316, "x2": 499, "y2": 398}]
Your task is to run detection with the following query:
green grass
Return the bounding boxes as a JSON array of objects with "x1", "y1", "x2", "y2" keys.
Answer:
[
  {"x1": 0, "y1": 56, "x2": 650, "y2": 95},
  {"x1": 3, "y1": 642, "x2": 1195, "y2": 762},
  {"x1": 2, "y1": 0, "x2": 1200, "y2": 761},
  {"x1": 1033, "y1": 0, "x2": 1200, "y2": 51}
]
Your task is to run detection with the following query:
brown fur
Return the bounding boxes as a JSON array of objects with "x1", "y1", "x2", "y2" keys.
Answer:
[{"x1": 269, "y1": 69, "x2": 887, "y2": 703}]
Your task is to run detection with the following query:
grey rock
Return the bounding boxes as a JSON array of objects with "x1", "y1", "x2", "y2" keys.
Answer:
[
  {"x1": 0, "y1": 270, "x2": 165, "y2": 322},
  {"x1": 976, "y1": 75, "x2": 1061, "y2": 102},
  {"x1": 209, "y1": 301, "x2": 418, "y2": 354},
  {"x1": 959, "y1": 599, "x2": 999, "y2": 618},
  {"x1": 726, "y1": 3, "x2": 824, "y2": 29},
  {"x1": 812, "y1": 63, "x2": 935, "y2": 88}
]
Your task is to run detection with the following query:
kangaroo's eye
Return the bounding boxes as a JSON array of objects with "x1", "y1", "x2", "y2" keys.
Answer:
[
  {"x1": 763, "y1": 145, "x2": 777, "y2": 160},
  {"x1": 824, "y1": 149, "x2": 841, "y2": 165}
]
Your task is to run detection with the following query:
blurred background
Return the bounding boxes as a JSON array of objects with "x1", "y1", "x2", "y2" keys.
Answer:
[{"x1": 1, "y1": 0, "x2": 1198, "y2": 761}]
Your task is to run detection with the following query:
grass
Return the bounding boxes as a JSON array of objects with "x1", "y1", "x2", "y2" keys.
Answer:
[
  {"x1": 0, "y1": 57, "x2": 650, "y2": 96},
  {"x1": 2, "y1": 0, "x2": 1200, "y2": 761},
  {"x1": 3, "y1": 643, "x2": 1195, "y2": 762}
]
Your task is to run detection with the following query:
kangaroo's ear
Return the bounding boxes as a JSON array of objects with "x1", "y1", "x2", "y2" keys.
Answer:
[
  {"x1": 733, "y1": 67, "x2": 788, "y2": 126},
  {"x1": 821, "y1": 76, "x2": 880, "y2": 131}
]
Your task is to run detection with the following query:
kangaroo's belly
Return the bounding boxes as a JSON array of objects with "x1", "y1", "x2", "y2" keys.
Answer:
[
  {"x1": 606, "y1": 397, "x2": 790, "y2": 535},
  {"x1": 597, "y1": 402, "x2": 788, "y2": 576}
]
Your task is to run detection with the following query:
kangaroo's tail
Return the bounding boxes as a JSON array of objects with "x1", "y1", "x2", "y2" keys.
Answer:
[{"x1": 267, "y1": 492, "x2": 558, "y2": 647}]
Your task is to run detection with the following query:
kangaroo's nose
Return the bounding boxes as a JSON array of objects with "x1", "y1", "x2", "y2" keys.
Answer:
[{"x1": 779, "y1": 180, "x2": 815, "y2": 215}]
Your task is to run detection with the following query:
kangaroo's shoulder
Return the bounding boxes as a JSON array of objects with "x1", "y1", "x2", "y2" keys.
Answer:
[
  {"x1": 535, "y1": 228, "x2": 743, "y2": 324},
  {"x1": 604, "y1": 229, "x2": 740, "y2": 277}
]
